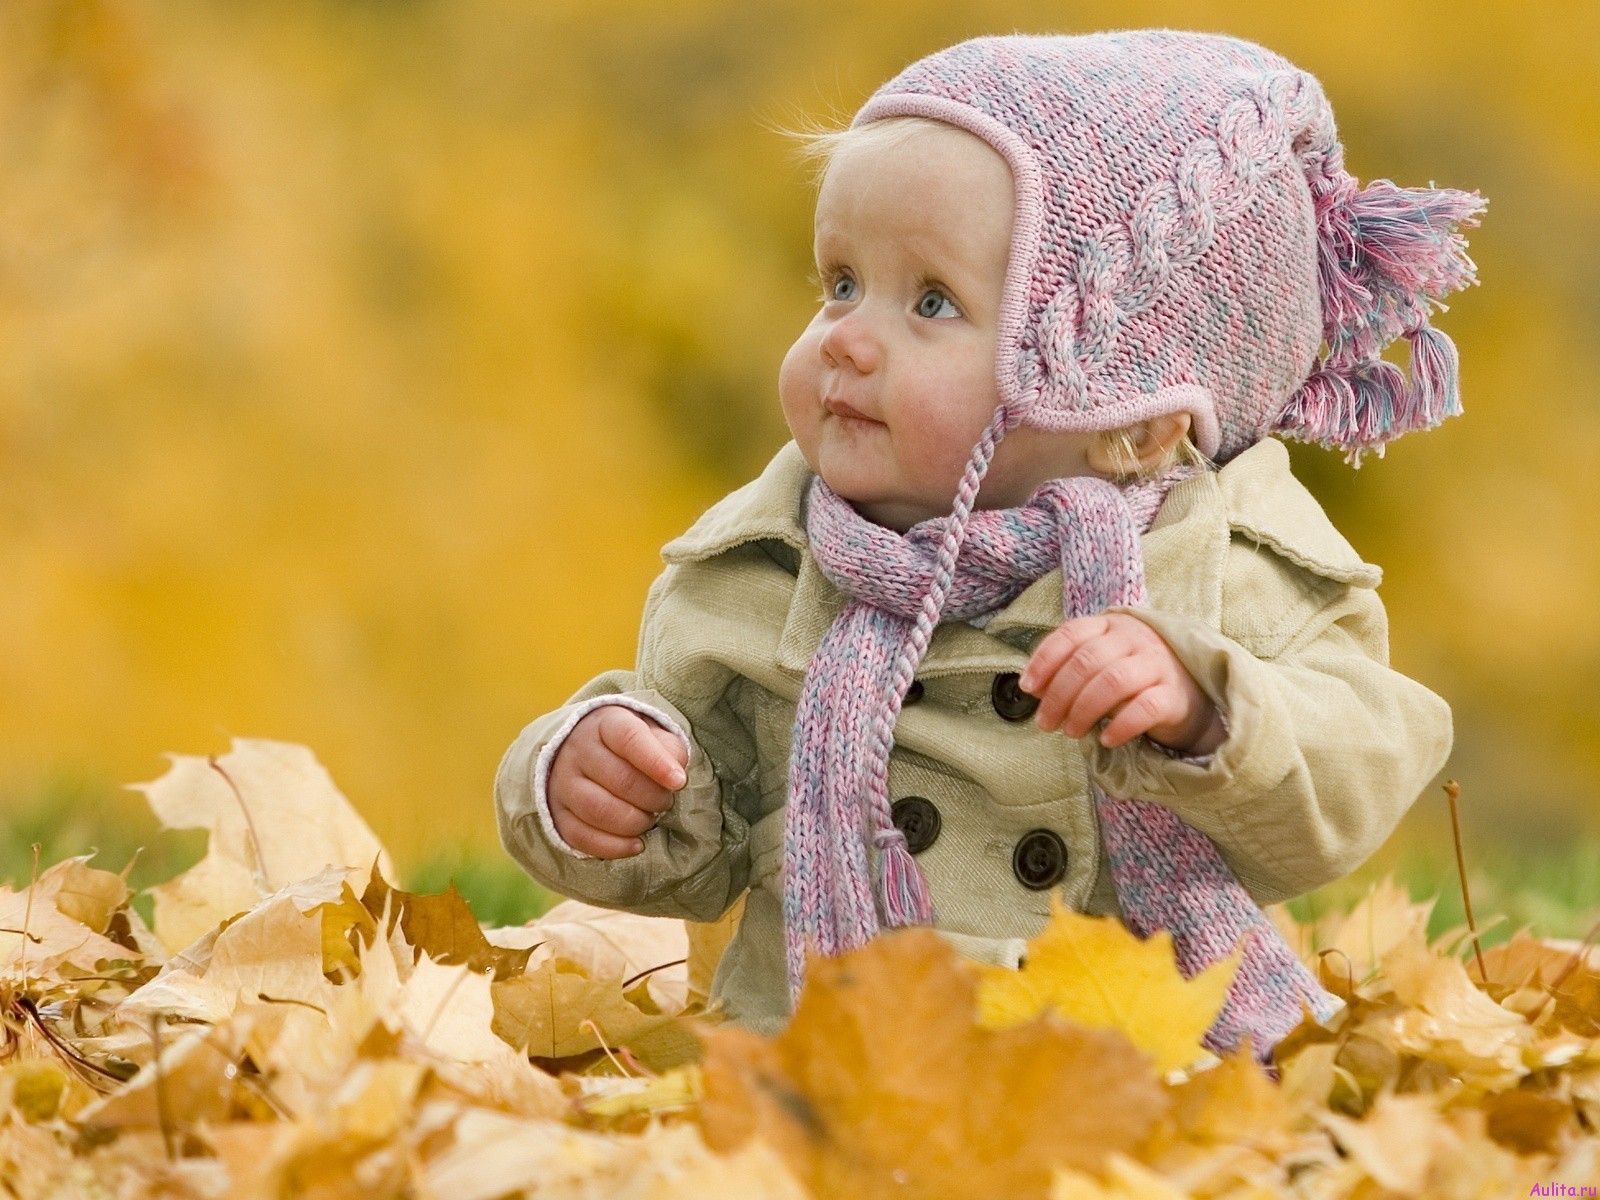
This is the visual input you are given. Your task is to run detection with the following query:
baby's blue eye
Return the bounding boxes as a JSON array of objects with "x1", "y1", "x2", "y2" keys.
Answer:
[
  {"x1": 918, "y1": 288, "x2": 959, "y2": 319},
  {"x1": 829, "y1": 275, "x2": 857, "y2": 302}
]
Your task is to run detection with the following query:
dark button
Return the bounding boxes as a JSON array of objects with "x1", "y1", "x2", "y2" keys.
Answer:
[
  {"x1": 890, "y1": 796, "x2": 941, "y2": 854},
  {"x1": 991, "y1": 672, "x2": 1039, "y2": 722},
  {"x1": 902, "y1": 679, "x2": 925, "y2": 706},
  {"x1": 1012, "y1": 828, "x2": 1067, "y2": 890}
]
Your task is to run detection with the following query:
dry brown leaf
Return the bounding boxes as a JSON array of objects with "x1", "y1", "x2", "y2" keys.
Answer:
[
  {"x1": 1320, "y1": 1088, "x2": 1443, "y2": 1191},
  {"x1": 423, "y1": 1106, "x2": 809, "y2": 1200},
  {"x1": 132, "y1": 738, "x2": 395, "y2": 953},
  {"x1": 1321, "y1": 1090, "x2": 1545, "y2": 1197},
  {"x1": 6, "y1": 739, "x2": 1600, "y2": 1200},
  {"x1": 491, "y1": 956, "x2": 680, "y2": 1060},
  {"x1": 76, "y1": 1019, "x2": 248, "y2": 1133},
  {"x1": 0, "y1": 882, "x2": 129, "y2": 987},
  {"x1": 697, "y1": 926, "x2": 1168, "y2": 1200},
  {"x1": 31, "y1": 855, "x2": 131, "y2": 935},
  {"x1": 1480, "y1": 931, "x2": 1600, "y2": 1037},
  {"x1": 1141, "y1": 1047, "x2": 1299, "y2": 1186},
  {"x1": 487, "y1": 897, "x2": 689, "y2": 1011},
  {"x1": 1480, "y1": 1088, "x2": 1574, "y2": 1155},
  {"x1": 119, "y1": 867, "x2": 347, "y2": 1028},
  {"x1": 1051, "y1": 1152, "x2": 1194, "y2": 1199},
  {"x1": 486, "y1": 898, "x2": 691, "y2": 1060},
  {"x1": 361, "y1": 870, "x2": 533, "y2": 980},
  {"x1": 1380, "y1": 931, "x2": 1535, "y2": 1095},
  {"x1": 1296, "y1": 875, "x2": 1436, "y2": 995}
]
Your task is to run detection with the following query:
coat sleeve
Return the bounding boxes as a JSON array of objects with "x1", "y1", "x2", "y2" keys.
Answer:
[
  {"x1": 1084, "y1": 546, "x2": 1453, "y2": 907},
  {"x1": 493, "y1": 566, "x2": 756, "y2": 922}
]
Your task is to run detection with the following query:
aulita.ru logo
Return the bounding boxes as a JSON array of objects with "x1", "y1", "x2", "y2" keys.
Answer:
[{"x1": 1530, "y1": 1185, "x2": 1599, "y2": 1197}]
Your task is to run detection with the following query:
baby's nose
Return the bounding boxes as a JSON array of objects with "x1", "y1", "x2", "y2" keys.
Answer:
[{"x1": 820, "y1": 309, "x2": 882, "y2": 373}]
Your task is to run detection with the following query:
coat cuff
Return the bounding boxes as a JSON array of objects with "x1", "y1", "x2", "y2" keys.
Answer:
[
  {"x1": 1084, "y1": 604, "x2": 1297, "y2": 810},
  {"x1": 532, "y1": 694, "x2": 695, "y2": 859}
]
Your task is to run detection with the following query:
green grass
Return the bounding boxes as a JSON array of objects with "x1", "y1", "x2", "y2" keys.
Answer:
[
  {"x1": 3, "y1": 779, "x2": 1594, "y2": 946},
  {"x1": 1284, "y1": 828, "x2": 1600, "y2": 947}
]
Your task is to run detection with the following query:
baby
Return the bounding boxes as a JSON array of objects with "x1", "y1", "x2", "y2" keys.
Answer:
[{"x1": 495, "y1": 30, "x2": 1483, "y2": 1061}]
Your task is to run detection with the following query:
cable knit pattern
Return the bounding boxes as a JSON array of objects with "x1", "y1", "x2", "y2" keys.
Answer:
[
  {"x1": 787, "y1": 458, "x2": 1343, "y2": 1063},
  {"x1": 851, "y1": 30, "x2": 1485, "y2": 467}
]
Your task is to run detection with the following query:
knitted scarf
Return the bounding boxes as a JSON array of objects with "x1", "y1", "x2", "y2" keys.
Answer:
[{"x1": 783, "y1": 462, "x2": 1343, "y2": 1063}]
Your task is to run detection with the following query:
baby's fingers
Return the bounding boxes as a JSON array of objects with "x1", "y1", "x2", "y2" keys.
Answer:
[
  {"x1": 595, "y1": 707, "x2": 689, "y2": 792},
  {"x1": 1058, "y1": 654, "x2": 1165, "y2": 740},
  {"x1": 551, "y1": 797, "x2": 646, "y2": 858},
  {"x1": 560, "y1": 776, "x2": 659, "y2": 839},
  {"x1": 1020, "y1": 615, "x2": 1112, "y2": 695},
  {"x1": 1099, "y1": 684, "x2": 1185, "y2": 748}
]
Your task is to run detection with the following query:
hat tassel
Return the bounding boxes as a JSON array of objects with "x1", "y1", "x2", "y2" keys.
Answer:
[{"x1": 1277, "y1": 166, "x2": 1485, "y2": 465}]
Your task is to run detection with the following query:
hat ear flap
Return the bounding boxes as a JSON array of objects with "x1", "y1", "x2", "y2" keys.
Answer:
[{"x1": 1276, "y1": 166, "x2": 1488, "y2": 466}]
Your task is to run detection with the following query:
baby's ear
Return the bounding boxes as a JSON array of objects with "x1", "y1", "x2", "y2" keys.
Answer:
[
  {"x1": 1138, "y1": 411, "x2": 1192, "y2": 457},
  {"x1": 1089, "y1": 413, "x2": 1192, "y2": 478}
]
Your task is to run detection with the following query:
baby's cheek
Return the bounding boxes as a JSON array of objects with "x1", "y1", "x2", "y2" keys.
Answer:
[
  {"x1": 912, "y1": 416, "x2": 992, "y2": 495},
  {"x1": 778, "y1": 349, "x2": 822, "y2": 445}
]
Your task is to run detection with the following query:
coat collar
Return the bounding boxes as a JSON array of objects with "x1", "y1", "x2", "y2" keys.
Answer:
[{"x1": 661, "y1": 438, "x2": 1381, "y2": 679}]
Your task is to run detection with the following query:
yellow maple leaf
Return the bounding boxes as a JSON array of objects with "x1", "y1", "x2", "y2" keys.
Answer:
[{"x1": 975, "y1": 894, "x2": 1242, "y2": 1074}]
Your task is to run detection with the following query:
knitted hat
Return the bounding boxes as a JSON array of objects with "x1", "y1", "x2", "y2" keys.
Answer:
[{"x1": 848, "y1": 29, "x2": 1487, "y2": 470}]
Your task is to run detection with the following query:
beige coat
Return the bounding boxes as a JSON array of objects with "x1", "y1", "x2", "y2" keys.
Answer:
[{"x1": 495, "y1": 437, "x2": 1453, "y2": 1035}]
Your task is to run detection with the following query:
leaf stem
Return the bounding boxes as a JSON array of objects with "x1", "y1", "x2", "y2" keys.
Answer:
[{"x1": 1443, "y1": 780, "x2": 1486, "y2": 983}]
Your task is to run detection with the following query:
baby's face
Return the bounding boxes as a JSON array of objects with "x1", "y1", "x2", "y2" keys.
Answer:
[{"x1": 780, "y1": 122, "x2": 1104, "y2": 532}]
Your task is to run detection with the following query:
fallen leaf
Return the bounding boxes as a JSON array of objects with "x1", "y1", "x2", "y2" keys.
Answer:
[
  {"x1": 698, "y1": 926, "x2": 1169, "y2": 1200},
  {"x1": 976, "y1": 895, "x2": 1240, "y2": 1074},
  {"x1": 491, "y1": 955, "x2": 680, "y2": 1059},
  {"x1": 132, "y1": 738, "x2": 395, "y2": 953},
  {"x1": 424, "y1": 1107, "x2": 809, "y2": 1200},
  {"x1": 0, "y1": 883, "x2": 128, "y2": 986},
  {"x1": 485, "y1": 899, "x2": 690, "y2": 1060},
  {"x1": 1052, "y1": 1151, "x2": 1193, "y2": 1199},
  {"x1": 1480, "y1": 932, "x2": 1600, "y2": 1036},
  {"x1": 119, "y1": 867, "x2": 347, "y2": 1028},
  {"x1": 1296, "y1": 875, "x2": 1436, "y2": 994},
  {"x1": 1481, "y1": 1088, "x2": 1573, "y2": 1155},
  {"x1": 1319, "y1": 1088, "x2": 1444, "y2": 1192},
  {"x1": 487, "y1": 897, "x2": 689, "y2": 1009},
  {"x1": 77, "y1": 1020, "x2": 247, "y2": 1133},
  {"x1": 1380, "y1": 931, "x2": 1534, "y2": 1096},
  {"x1": 361, "y1": 870, "x2": 533, "y2": 980},
  {"x1": 32, "y1": 856, "x2": 131, "y2": 935}
]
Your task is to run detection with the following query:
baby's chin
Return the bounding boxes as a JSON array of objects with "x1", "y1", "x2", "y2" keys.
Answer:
[{"x1": 817, "y1": 470, "x2": 948, "y2": 531}]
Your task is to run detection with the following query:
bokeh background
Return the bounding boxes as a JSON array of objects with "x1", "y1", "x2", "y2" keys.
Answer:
[{"x1": 3, "y1": 0, "x2": 1597, "y2": 933}]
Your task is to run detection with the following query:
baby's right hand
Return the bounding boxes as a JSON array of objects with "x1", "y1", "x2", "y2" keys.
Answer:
[{"x1": 546, "y1": 705, "x2": 689, "y2": 858}]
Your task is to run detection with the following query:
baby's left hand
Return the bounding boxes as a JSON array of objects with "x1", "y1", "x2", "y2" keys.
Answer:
[{"x1": 1019, "y1": 612, "x2": 1226, "y2": 756}]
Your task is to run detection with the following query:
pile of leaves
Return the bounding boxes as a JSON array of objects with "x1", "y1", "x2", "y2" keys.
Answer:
[{"x1": 3, "y1": 739, "x2": 1598, "y2": 1198}]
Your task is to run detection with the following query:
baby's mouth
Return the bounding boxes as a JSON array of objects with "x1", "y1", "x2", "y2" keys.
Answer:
[{"x1": 823, "y1": 396, "x2": 883, "y2": 425}]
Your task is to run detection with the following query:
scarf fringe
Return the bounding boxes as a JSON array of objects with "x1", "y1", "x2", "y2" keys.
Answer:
[{"x1": 875, "y1": 827, "x2": 935, "y2": 928}]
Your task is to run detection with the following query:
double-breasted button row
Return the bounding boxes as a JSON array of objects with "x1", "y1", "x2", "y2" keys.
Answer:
[
  {"x1": 901, "y1": 676, "x2": 1040, "y2": 719},
  {"x1": 991, "y1": 672, "x2": 1039, "y2": 721},
  {"x1": 890, "y1": 796, "x2": 1068, "y2": 890}
]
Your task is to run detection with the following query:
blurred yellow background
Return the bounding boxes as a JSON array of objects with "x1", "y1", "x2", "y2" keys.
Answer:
[{"x1": 2, "y1": 0, "x2": 1596, "y2": 877}]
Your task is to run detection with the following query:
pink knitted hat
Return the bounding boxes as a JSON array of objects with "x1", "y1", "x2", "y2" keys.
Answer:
[{"x1": 849, "y1": 29, "x2": 1488, "y2": 468}]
